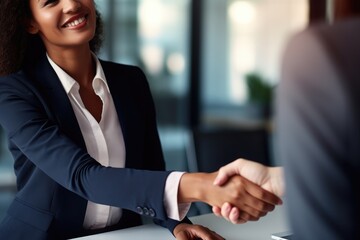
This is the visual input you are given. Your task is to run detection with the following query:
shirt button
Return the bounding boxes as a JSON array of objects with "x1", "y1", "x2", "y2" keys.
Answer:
[
  {"x1": 136, "y1": 206, "x2": 144, "y2": 215},
  {"x1": 149, "y1": 208, "x2": 156, "y2": 217}
]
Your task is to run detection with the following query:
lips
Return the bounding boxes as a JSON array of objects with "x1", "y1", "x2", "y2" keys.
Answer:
[{"x1": 62, "y1": 14, "x2": 88, "y2": 28}]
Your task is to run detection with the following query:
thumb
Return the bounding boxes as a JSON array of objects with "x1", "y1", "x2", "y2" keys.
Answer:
[
  {"x1": 213, "y1": 160, "x2": 242, "y2": 186},
  {"x1": 213, "y1": 170, "x2": 230, "y2": 186}
]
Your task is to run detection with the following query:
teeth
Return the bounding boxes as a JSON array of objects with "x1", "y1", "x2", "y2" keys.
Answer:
[{"x1": 65, "y1": 16, "x2": 86, "y2": 28}]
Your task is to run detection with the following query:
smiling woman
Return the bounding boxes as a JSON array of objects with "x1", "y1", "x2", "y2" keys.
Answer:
[
  {"x1": 0, "y1": 0, "x2": 103, "y2": 76},
  {"x1": 27, "y1": 0, "x2": 96, "y2": 56},
  {"x1": 0, "y1": 1, "x2": 282, "y2": 240}
]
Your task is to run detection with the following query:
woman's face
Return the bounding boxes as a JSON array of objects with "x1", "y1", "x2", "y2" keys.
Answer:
[{"x1": 28, "y1": 0, "x2": 96, "y2": 52}]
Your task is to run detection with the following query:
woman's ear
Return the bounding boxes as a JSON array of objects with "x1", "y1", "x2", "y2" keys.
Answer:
[{"x1": 26, "y1": 19, "x2": 39, "y2": 34}]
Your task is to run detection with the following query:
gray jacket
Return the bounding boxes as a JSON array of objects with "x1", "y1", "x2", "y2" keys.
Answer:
[{"x1": 276, "y1": 17, "x2": 360, "y2": 239}]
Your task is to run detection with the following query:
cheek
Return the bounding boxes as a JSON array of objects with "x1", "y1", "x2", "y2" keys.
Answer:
[
  {"x1": 33, "y1": 12, "x2": 60, "y2": 31},
  {"x1": 43, "y1": 13, "x2": 58, "y2": 27}
]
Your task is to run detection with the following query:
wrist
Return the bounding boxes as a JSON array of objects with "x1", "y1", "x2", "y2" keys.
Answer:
[{"x1": 178, "y1": 172, "x2": 214, "y2": 203}]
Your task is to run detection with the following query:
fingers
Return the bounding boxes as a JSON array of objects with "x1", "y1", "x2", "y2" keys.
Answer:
[
  {"x1": 243, "y1": 176, "x2": 283, "y2": 206},
  {"x1": 174, "y1": 231, "x2": 188, "y2": 240},
  {"x1": 200, "y1": 228, "x2": 225, "y2": 240},
  {"x1": 227, "y1": 176, "x2": 276, "y2": 210},
  {"x1": 214, "y1": 175, "x2": 277, "y2": 220},
  {"x1": 232, "y1": 208, "x2": 249, "y2": 224},
  {"x1": 239, "y1": 190, "x2": 276, "y2": 213},
  {"x1": 211, "y1": 168, "x2": 284, "y2": 225},
  {"x1": 212, "y1": 206, "x2": 222, "y2": 217},
  {"x1": 228, "y1": 207, "x2": 254, "y2": 224},
  {"x1": 205, "y1": 173, "x2": 277, "y2": 221},
  {"x1": 175, "y1": 224, "x2": 225, "y2": 240},
  {"x1": 214, "y1": 204, "x2": 246, "y2": 224},
  {"x1": 228, "y1": 206, "x2": 267, "y2": 224},
  {"x1": 210, "y1": 230, "x2": 225, "y2": 240},
  {"x1": 214, "y1": 159, "x2": 285, "y2": 204},
  {"x1": 217, "y1": 202, "x2": 268, "y2": 225},
  {"x1": 222, "y1": 202, "x2": 265, "y2": 222},
  {"x1": 221, "y1": 203, "x2": 243, "y2": 224},
  {"x1": 220, "y1": 202, "x2": 234, "y2": 222}
]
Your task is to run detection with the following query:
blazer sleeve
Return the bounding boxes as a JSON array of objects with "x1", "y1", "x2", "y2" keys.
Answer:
[
  {"x1": 0, "y1": 71, "x2": 172, "y2": 223},
  {"x1": 277, "y1": 27, "x2": 359, "y2": 239},
  {"x1": 123, "y1": 65, "x2": 192, "y2": 232}
]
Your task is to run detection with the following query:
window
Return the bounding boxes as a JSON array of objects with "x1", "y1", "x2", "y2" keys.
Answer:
[
  {"x1": 201, "y1": 0, "x2": 308, "y2": 124},
  {"x1": 96, "y1": 0, "x2": 191, "y2": 171}
]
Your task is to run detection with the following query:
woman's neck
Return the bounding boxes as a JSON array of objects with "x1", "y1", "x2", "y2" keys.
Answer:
[{"x1": 46, "y1": 45, "x2": 95, "y2": 88}]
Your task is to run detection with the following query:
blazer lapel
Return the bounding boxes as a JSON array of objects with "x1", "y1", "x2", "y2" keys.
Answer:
[{"x1": 29, "y1": 54, "x2": 86, "y2": 149}]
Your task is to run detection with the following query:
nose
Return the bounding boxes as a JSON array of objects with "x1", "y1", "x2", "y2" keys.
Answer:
[{"x1": 63, "y1": 0, "x2": 81, "y2": 13}]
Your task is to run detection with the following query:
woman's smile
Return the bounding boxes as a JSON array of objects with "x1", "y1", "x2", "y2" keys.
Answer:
[
  {"x1": 62, "y1": 14, "x2": 88, "y2": 29},
  {"x1": 28, "y1": 0, "x2": 96, "y2": 52}
]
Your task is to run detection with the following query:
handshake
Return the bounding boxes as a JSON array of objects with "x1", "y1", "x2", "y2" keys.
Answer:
[{"x1": 178, "y1": 159, "x2": 284, "y2": 224}]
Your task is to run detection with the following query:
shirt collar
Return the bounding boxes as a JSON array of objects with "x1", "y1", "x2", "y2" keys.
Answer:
[{"x1": 46, "y1": 53, "x2": 110, "y2": 94}]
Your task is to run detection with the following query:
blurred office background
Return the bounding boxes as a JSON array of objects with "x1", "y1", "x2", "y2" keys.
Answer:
[{"x1": 1, "y1": 0, "x2": 333, "y2": 220}]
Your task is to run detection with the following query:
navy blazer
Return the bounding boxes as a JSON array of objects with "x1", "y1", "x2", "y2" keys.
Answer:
[{"x1": 0, "y1": 54, "x2": 190, "y2": 239}]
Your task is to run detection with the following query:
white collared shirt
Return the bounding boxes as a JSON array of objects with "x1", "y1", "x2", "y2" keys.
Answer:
[{"x1": 47, "y1": 54, "x2": 189, "y2": 230}]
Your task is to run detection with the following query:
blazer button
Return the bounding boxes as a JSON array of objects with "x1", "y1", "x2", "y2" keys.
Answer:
[
  {"x1": 143, "y1": 207, "x2": 149, "y2": 216},
  {"x1": 149, "y1": 208, "x2": 156, "y2": 217},
  {"x1": 136, "y1": 206, "x2": 144, "y2": 215}
]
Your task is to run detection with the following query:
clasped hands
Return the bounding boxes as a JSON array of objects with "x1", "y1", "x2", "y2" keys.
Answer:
[
  {"x1": 212, "y1": 159, "x2": 284, "y2": 224},
  {"x1": 175, "y1": 158, "x2": 284, "y2": 239},
  {"x1": 179, "y1": 158, "x2": 284, "y2": 224}
]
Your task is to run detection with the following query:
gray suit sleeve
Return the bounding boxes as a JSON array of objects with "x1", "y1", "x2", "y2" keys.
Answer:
[{"x1": 276, "y1": 28, "x2": 358, "y2": 239}]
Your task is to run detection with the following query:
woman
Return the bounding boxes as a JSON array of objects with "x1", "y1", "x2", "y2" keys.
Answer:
[{"x1": 0, "y1": 0, "x2": 282, "y2": 239}]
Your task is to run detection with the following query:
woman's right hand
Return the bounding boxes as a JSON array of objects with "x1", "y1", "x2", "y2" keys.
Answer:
[
  {"x1": 178, "y1": 171, "x2": 282, "y2": 222},
  {"x1": 211, "y1": 159, "x2": 285, "y2": 224}
]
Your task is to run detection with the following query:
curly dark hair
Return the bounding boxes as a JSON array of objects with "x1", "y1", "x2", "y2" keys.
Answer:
[{"x1": 0, "y1": 0, "x2": 104, "y2": 76}]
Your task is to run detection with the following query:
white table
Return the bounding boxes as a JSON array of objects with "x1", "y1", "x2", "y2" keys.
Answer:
[{"x1": 73, "y1": 205, "x2": 289, "y2": 240}]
